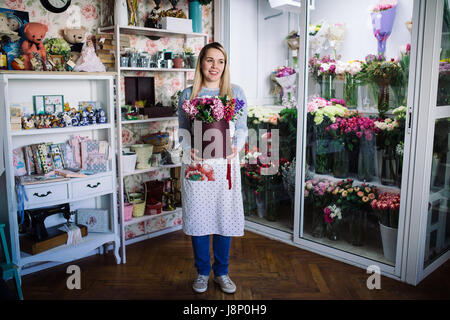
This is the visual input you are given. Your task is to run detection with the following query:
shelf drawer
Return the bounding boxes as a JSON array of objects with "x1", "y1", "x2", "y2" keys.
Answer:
[
  {"x1": 72, "y1": 175, "x2": 113, "y2": 198},
  {"x1": 25, "y1": 183, "x2": 69, "y2": 206}
]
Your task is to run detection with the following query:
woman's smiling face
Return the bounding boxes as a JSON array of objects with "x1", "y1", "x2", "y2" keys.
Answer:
[{"x1": 201, "y1": 48, "x2": 225, "y2": 86}]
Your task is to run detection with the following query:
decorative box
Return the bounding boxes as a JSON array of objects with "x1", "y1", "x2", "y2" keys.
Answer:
[
  {"x1": 76, "y1": 209, "x2": 110, "y2": 233},
  {"x1": 159, "y1": 17, "x2": 193, "y2": 33}
]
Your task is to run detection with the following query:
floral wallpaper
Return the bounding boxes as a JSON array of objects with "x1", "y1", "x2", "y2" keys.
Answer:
[{"x1": 1, "y1": 0, "x2": 212, "y2": 236}]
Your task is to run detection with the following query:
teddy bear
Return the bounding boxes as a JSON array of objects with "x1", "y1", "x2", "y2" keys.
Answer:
[
  {"x1": 21, "y1": 22, "x2": 48, "y2": 70},
  {"x1": 61, "y1": 26, "x2": 87, "y2": 63}
]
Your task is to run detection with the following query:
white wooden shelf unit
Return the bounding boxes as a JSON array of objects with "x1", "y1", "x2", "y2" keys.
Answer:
[
  {"x1": 97, "y1": 25, "x2": 208, "y2": 263},
  {"x1": 0, "y1": 72, "x2": 121, "y2": 275}
]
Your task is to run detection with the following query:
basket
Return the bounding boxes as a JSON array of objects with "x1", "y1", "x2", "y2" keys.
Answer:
[
  {"x1": 124, "y1": 203, "x2": 134, "y2": 221},
  {"x1": 145, "y1": 201, "x2": 162, "y2": 215},
  {"x1": 127, "y1": 183, "x2": 147, "y2": 218},
  {"x1": 142, "y1": 131, "x2": 170, "y2": 153},
  {"x1": 131, "y1": 144, "x2": 153, "y2": 169}
]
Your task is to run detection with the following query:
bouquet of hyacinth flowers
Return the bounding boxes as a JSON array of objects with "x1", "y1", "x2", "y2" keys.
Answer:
[
  {"x1": 182, "y1": 95, "x2": 245, "y2": 123},
  {"x1": 182, "y1": 95, "x2": 245, "y2": 188}
]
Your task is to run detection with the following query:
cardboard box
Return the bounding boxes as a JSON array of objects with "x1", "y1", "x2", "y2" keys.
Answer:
[{"x1": 160, "y1": 17, "x2": 193, "y2": 33}]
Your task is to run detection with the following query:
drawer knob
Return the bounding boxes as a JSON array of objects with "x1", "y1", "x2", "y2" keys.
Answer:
[
  {"x1": 87, "y1": 182, "x2": 101, "y2": 188},
  {"x1": 33, "y1": 191, "x2": 52, "y2": 197}
]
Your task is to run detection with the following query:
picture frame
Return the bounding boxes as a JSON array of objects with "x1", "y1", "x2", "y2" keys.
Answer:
[
  {"x1": 0, "y1": 8, "x2": 29, "y2": 70},
  {"x1": 76, "y1": 209, "x2": 110, "y2": 233},
  {"x1": 47, "y1": 54, "x2": 65, "y2": 68},
  {"x1": 33, "y1": 95, "x2": 64, "y2": 114}
]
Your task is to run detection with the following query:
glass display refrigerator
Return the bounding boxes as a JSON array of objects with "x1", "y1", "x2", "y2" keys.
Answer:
[{"x1": 222, "y1": 0, "x2": 449, "y2": 285}]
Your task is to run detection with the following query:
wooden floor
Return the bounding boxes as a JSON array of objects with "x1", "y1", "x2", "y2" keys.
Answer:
[{"x1": 16, "y1": 230, "x2": 450, "y2": 300}]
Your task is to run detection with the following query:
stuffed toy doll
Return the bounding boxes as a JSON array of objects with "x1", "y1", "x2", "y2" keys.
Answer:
[
  {"x1": 74, "y1": 36, "x2": 106, "y2": 72},
  {"x1": 61, "y1": 26, "x2": 87, "y2": 62},
  {"x1": 21, "y1": 22, "x2": 48, "y2": 70}
]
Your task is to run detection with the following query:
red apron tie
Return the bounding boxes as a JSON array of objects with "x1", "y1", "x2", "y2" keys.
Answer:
[{"x1": 227, "y1": 160, "x2": 232, "y2": 189}]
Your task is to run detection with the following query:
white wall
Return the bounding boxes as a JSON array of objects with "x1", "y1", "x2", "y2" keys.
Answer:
[
  {"x1": 229, "y1": 0, "x2": 298, "y2": 106},
  {"x1": 228, "y1": 0, "x2": 413, "y2": 106},
  {"x1": 310, "y1": 0, "x2": 414, "y2": 61}
]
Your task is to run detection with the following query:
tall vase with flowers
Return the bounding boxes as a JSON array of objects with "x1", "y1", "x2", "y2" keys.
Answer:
[
  {"x1": 371, "y1": 192, "x2": 400, "y2": 263},
  {"x1": 305, "y1": 178, "x2": 337, "y2": 238},
  {"x1": 307, "y1": 97, "x2": 348, "y2": 174},
  {"x1": 357, "y1": 53, "x2": 402, "y2": 117},
  {"x1": 373, "y1": 105, "x2": 406, "y2": 185},
  {"x1": 323, "y1": 204, "x2": 343, "y2": 241},
  {"x1": 343, "y1": 60, "x2": 362, "y2": 108},
  {"x1": 335, "y1": 179, "x2": 378, "y2": 246},
  {"x1": 308, "y1": 54, "x2": 337, "y2": 100},
  {"x1": 326, "y1": 111, "x2": 379, "y2": 179}
]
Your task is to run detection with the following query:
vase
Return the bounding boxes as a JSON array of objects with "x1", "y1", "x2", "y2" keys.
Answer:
[
  {"x1": 312, "y1": 203, "x2": 325, "y2": 238},
  {"x1": 306, "y1": 116, "x2": 316, "y2": 171},
  {"x1": 314, "y1": 125, "x2": 333, "y2": 174},
  {"x1": 265, "y1": 187, "x2": 278, "y2": 222},
  {"x1": 189, "y1": 0, "x2": 202, "y2": 33},
  {"x1": 347, "y1": 146, "x2": 359, "y2": 176},
  {"x1": 255, "y1": 191, "x2": 266, "y2": 218},
  {"x1": 358, "y1": 138, "x2": 377, "y2": 182},
  {"x1": 186, "y1": 55, "x2": 198, "y2": 69},
  {"x1": 376, "y1": 79, "x2": 390, "y2": 117},
  {"x1": 333, "y1": 145, "x2": 348, "y2": 178},
  {"x1": 242, "y1": 181, "x2": 256, "y2": 216},
  {"x1": 126, "y1": 0, "x2": 138, "y2": 26},
  {"x1": 349, "y1": 210, "x2": 367, "y2": 246},
  {"x1": 320, "y1": 75, "x2": 335, "y2": 101},
  {"x1": 326, "y1": 220, "x2": 341, "y2": 241},
  {"x1": 381, "y1": 148, "x2": 397, "y2": 186},
  {"x1": 344, "y1": 74, "x2": 358, "y2": 108},
  {"x1": 173, "y1": 57, "x2": 183, "y2": 68},
  {"x1": 379, "y1": 222, "x2": 398, "y2": 264},
  {"x1": 115, "y1": 0, "x2": 128, "y2": 26}
]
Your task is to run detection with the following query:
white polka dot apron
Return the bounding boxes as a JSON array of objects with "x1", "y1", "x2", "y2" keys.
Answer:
[{"x1": 181, "y1": 122, "x2": 245, "y2": 237}]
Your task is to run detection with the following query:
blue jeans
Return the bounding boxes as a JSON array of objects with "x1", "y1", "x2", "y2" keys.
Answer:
[{"x1": 191, "y1": 235, "x2": 231, "y2": 277}]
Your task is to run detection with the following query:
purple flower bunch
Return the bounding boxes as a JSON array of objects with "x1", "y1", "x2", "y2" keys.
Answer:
[
  {"x1": 275, "y1": 66, "x2": 296, "y2": 78},
  {"x1": 365, "y1": 53, "x2": 386, "y2": 64},
  {"x1": 439, "y1": 61, "x2": 450, "y2": 77},
  {"x1": 182, "y1": 96, "x2": 244, "y2": 123},
  {"x1": 308, "y1": 54, "x2": 337, "y2": 79}
]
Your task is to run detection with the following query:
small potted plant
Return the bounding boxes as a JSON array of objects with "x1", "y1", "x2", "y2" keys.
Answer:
[
  {"x1": 173, "y1": 53, "x2": 184, "y2": 68},
  {"x1": 183, "y1": 46, "x2": 197, "y2": 69}
]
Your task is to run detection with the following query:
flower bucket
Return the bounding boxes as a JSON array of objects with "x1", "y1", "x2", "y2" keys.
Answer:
[
  {"x1": 379, "y1": 222, "x2": 398, "y2": 264},
  {"x1": 122, "y1": 152, "x2": 137, "y2": 173},
  {"x1": 131, "y1": 144, "x2": 153, "y2": 170},
  {"x1": 255, "y1": 191, "x2": 266, "y2": 218},
  {"x1": 124, "y1": 203, "x2": 134, "y2": 221},
  {"x1": 192, "y1": 120, "x2": 232, "y2": 159}
]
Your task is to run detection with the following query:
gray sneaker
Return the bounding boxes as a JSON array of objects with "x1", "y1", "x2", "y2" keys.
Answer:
[
  {"x1": 192, "y1": 274, "x2": 209, "y2": 293},
  {"x1": 213, "y1": 275, "x2": 236, "y2": 294}
]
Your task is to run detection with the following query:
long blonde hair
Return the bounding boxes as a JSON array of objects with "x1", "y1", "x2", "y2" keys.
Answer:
[{"x1": 190, "y1": 42, "x2": 233, "y2": 99}]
